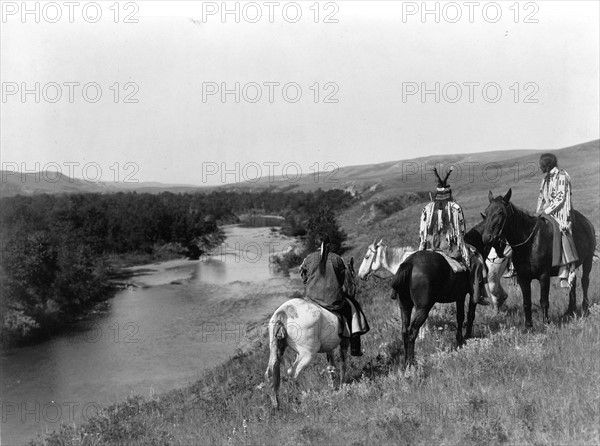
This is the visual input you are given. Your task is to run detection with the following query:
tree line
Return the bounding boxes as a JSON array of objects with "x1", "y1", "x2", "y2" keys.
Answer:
[{"x1": 0, "y1": 188, "x2": 353, "y2": 345}]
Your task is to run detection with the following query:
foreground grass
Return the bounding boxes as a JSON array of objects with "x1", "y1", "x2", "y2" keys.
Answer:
[{"x1": 30, "y1": 268, "x2": 600, "y2": 446}]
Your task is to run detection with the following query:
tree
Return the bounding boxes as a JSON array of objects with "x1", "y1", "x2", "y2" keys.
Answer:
[{"x1": 306, "y1": 208, "x2": 347, "y2": 254}]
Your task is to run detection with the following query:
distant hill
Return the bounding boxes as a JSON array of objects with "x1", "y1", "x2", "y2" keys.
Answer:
[
  {"x1": 2, "y1": 140, "x2": 598, "y2": 204},
  {"x1": 0, "y1": 172, "x2": 206, "y2": 198}
]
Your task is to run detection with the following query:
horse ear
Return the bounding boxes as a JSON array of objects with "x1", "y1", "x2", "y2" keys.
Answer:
[
  {"x1": 480, "y1": 212, "x2": 487, "y2": 220},
  {"x1": 350, "y1": 257, "x2": 354, "y2": 267},
  {"x1": 488, "y1": 191, "x2": 494, "y2": 203},
  {"x1": 378, "y1": 238, "x2": 383, "y2": 246},
  {"x1": 503, "y1": 188, "x2": 512, "y2": 203},
  {"x1": 372, "y1": 238, "x2": 376, "y2": 247}
]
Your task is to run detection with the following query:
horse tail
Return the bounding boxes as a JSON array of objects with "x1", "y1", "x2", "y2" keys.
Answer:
[
  {"x1": 265, "y1": 310, "x2": 287, "y2": 408},
  {"x1": 391, "y1": 261, "x2": 413, "y2": 300}
]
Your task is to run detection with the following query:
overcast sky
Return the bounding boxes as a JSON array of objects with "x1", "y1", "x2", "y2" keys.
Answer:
[{"x1": 1, "y1": 1, "x2": 598, "y2": 185}]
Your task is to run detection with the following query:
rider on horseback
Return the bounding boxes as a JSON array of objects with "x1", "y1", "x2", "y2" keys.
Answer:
[
  {"x1": 536, "y1": 153, "x2": 578, "y2": 288},
  {"x1": 418, "y1": 167, "x2": 489, "y2": 305},
  {"x1": 299, "y1": 233, "x2": 367, "y2": 356}
]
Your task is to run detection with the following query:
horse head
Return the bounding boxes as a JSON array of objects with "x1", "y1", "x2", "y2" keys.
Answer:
[
  {"x1": 482, "y1": 189, "x2": 512, "y2": 253},
  {"x1": 358, "y1": 238, "x2": 383, "y2": 280}
]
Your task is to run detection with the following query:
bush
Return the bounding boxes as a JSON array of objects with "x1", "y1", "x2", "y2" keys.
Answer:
[{"x1": 306, "y1": 208, "x2": 348, "y2": 254}]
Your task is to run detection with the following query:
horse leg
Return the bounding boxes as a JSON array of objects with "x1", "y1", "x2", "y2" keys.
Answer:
[
  {"x1": 456, "y1": 296, "x2": 465, "y2": 346},
  {"x1": 567, "y1": 275, "x2": 578, "y2": 316},
  {"x1": 539, "y1": 274, "x2": 551, "y2": 323},
  {"x1": 339, "y1": 338, "x2": 349, "y2": 387},
  {"x1": 465, "y1": 292, "x2": 477, "y2": 339},
  {"x1": 398, "y1": 299, "x2": 413, "y2": 368},
  {"x1": 406, "y1": 306, "x2": 433, "y2": 367},
  {"x1": 581, "y1": 259, "x2": 592, "y2": 316},
  {"x1": 518, "y1": 276, "x2": 533, "y2": 329},
  {"x1": 289, "y1": 348, "x2": 317, "y2": 382},
  {"x1": 325, "y1": 352, "x2": 336, "y2": 388}
]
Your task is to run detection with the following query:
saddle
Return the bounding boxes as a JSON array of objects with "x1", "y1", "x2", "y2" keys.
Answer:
[{"x1": 425, "y1": 249, "x2": 468, "y2": 273}]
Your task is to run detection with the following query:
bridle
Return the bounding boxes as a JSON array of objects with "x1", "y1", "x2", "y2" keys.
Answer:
[
  {"x1": 362, "y1": 244, "x2": 391, "y2": 281},
  {"x1": 491, "y1": 201, "x2": 539, "y2": 249}
]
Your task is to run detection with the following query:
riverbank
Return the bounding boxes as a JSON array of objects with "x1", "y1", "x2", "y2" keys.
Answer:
[
  {"x1": 29, "y1": 297, "x2": 600, "y2": 445},
  {"x1": 16, "y1": 235, "x2": 600, "y2": 446},
  {"x1": 0, "y1": 253, "x2": 189, "y2": 349},
  {"x1": 3, "y1": 223, "x2": 308, "y2": 445}
]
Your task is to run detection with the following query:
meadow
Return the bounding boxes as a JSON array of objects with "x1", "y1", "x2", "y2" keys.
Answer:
[{"x1": 31, "y1": 142, "x2": 600, "y2": 445}]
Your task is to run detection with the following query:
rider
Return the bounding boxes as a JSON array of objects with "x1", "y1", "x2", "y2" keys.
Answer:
[
  {"x1": 299, "y1": 233, "x2": 364, "y2": 356},
  {"x1": 418, "y1": 167, "x2": 489, "y2": 305},
  {"x1": 536, "y1": 153, "x2": 578, "y2": 288}
]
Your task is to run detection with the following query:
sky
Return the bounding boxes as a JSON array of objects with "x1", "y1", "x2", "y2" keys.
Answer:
[{"x1": 1, "y1": 1, "x2": 599, "y2": 186}]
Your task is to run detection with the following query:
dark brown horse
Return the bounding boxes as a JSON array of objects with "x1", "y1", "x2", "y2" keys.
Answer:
[
  {"x1": 481, "y1": 189, "x2": 596, "y2": 327},
  {"x1": 390, "y1": 250, "x2": 478, "y2": 368}
]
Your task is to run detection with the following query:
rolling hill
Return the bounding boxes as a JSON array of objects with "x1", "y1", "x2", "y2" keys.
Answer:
[{"x1": 1, "y1": 141, "x2": 598, "y2": 213}]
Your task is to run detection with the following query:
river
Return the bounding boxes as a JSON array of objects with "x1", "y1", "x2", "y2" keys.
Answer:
[{"x1": 0, "y1": 224, "x2": 302, "y2": 445}]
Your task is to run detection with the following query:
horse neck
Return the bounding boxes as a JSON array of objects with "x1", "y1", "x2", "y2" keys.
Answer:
[
  {"x1": 505, "y1": 204, "x2": 537, "y2": 246},
  {"x1": 381, "y1": 246, "x2": 412, "y2": 274}
]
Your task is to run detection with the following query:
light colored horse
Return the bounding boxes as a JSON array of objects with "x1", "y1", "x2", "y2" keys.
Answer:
[
  {"x1": 264, "y1": 257, "x2": 356, "y2": 409},
  {"x1": 357, "y1": 239, "x2": 413, "y2": 281},
  {"x1": 357, "y1": 240, "x2": 435, "y2": 338}
]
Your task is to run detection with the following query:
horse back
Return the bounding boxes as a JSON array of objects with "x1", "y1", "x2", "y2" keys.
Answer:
[
  {"x1": 396, "y1": 251, "x2": 470, "y2": 305},
  {"x1": 272, "y1": 298, "x2": 339, "y2": 351},
  {"x1": 572, "y1": 210, "x2": 596, "y2": 264}
]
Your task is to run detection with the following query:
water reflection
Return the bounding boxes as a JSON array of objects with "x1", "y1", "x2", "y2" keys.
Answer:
[{"x1": 1, "y1": 225, "x2": 302, "y2": 445}]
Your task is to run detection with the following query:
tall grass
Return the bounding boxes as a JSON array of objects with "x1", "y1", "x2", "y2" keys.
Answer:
[{"x1": 31, "y1": 267, "x2": 600, "y2": 446}]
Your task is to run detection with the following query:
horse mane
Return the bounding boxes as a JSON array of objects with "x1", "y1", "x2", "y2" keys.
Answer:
[{"x1": 510, "y1": 202, "x2": 535, "y2": 218}]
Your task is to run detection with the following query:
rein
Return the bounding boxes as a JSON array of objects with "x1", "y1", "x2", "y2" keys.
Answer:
[{"x1": 501, "y1": 202, "x2": 540, "y2": 248}]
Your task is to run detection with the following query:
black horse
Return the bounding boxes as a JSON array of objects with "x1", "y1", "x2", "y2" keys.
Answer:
[
  {"x1": 481, "y1": 189, "x2": 596, "y2": 327},
  {"x1": 391, "y1": 247, "x2": 483, "y2": 368}
]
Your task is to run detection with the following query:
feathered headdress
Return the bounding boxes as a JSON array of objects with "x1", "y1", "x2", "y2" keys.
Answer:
[{"x1": 433, "y1": 166, "x2": 453, "y2": 201}]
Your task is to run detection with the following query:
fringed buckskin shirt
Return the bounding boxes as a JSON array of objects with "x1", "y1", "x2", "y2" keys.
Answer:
[
  {"x1": 536, "y1": 167, "x2": 573, "y2": 232},
  {"x1": 418, "y1": 201, "x2": 471, "y2": 268},
  {"x1": 299, "y1": 251, "x2": 346, "y2": 311}
]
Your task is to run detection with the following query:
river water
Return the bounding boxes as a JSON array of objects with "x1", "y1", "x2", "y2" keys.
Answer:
[{"x1": 1, "y1": 224, "x2": 302, "y2": 445}]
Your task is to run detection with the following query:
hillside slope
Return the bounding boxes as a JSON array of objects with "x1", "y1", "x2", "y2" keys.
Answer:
[
  {"x1": 340, "y1": 140, "x2": 599, "y2": 256},
  {"x1": 2, "y1": 140, "x2": 597, "y2": 199}
]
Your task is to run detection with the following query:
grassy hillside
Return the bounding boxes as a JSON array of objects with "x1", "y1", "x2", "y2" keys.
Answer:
[
  {"x1": 3, "y1": 140, "x2": 597, "y2": 199},
  {"x1": 29, "y1": 140, "x2": 600, "y2": 445}
]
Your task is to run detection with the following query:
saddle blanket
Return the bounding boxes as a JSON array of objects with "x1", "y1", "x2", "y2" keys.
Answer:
[{"x1": 425, "y1": 249, "x2": 468, "y2": 273}]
